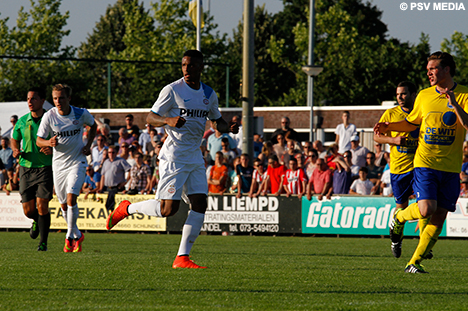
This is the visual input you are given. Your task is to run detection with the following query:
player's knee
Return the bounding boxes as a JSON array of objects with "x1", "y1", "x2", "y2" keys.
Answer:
[
  {"x1": 190, "y1": 195, "x2": 207, "y2": 213},
  {"x1": 24, "y1": 209, "x2": 36, "y2": 219},
  {"x1": 160, "y1": 201, "x2": 179, "y2": 217}
]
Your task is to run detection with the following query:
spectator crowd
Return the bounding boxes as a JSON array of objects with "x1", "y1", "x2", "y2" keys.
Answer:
[{"x1": 3, "y1": 110, "x2": 468, "y2": 202}]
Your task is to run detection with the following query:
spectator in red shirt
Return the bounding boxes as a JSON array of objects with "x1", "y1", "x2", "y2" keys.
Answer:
[
  {"x1": 208, "y1": 151, "x2": 228, "y2": 194},
  {"x1": 284, "y1": 158, "x2": 307, "y2": 199},
  {"x1": 261, "y1": 155, "x2": 286, "y2": 196},
  {"x1": 306, "y1": 158, "x2": 333, "y2": 201}
]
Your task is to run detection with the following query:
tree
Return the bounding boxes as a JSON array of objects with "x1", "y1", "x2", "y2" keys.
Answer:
[
  {"x1": 77, "y1": 0, "x2": 150, "y2": 108},
  {"x1": 441, "y1": 31, "x2": 468, "y2": 86},
  {"x1": 0, "y1": 0, "x2": 76, "y2": 102},
  {"x1": 226, "y1": 5, "x2": 298, "y2": 107},
  {"x1": 77, "y1": 0, "x2": 229, "y2": 108},
  {"x1": 233, "y1": 0, "x2": 431, "y2": 107}
]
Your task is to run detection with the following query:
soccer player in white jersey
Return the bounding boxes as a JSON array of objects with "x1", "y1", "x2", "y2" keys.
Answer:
[
  {"x1": 106, "y1": 50, "x2": 238, "y2": 269},
  {"x1": 37, "y1": 84, "x2": 97, "y2": 253}
]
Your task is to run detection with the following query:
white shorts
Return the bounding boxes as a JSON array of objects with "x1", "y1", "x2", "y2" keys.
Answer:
[
  {"x1": 53, "y1": 162, "x2": 87, "y2": 204},
  {"x1": 156, "y1": 160, "x2": 208, "y2": 201}
]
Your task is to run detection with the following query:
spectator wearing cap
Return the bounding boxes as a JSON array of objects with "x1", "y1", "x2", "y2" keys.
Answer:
[
  {"x1": 335, "y1": 111, "x2": 356, "y2": 153},
  {"x1": 270, "y1": 116, "x2": 300, "y2": 145},
  {"x1": 139, "y1": 123, "x2": 153, "y2": 154},
  {"x1": 125, "y1": 114, "x2": 140, "y2": 138},
  {"x1": 350, "y1": 134, "x2": 369, "y2": 168}
]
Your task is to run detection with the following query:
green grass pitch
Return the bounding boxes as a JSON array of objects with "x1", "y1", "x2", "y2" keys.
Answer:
[{"x1": 1, "y1": 232, "x2": 468, "y2": 310}]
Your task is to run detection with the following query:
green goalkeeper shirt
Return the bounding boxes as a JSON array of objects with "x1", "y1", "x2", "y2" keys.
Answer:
[{"x1": 12, "y1": 111, "x2": 52, "y2": 168}]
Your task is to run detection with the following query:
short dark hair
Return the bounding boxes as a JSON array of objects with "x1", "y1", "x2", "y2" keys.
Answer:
[
  {"x1": 359, "y1": 167, "x2": 368, "y2": 174},
  {"x1": 268, "y1": 154, "x2": 279, "y2": 163},
  {"x1": 289, "y1": 157, "x2": 298, "y2": 164},
  {"x1": 28, "y1": 87, "x2": 46, "y2": 99},
  {"x1": 221, "y1": 137, "x2": 230, "y2": 144},
  {"x1": 183, "y1": 50, "x2": 203, "y2": 62},
  {"x1": 428, "y1": 51, "x2": 456, "y2": 77},
  {"x1": 125, "y1": 114, "x2": 134, "y2": 119},
  {"x1": 397, "y1": 81, "x2": 417, "y2": 94}
]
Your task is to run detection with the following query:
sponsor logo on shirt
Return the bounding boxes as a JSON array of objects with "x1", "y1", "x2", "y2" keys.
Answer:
[
  {"x1": 53, "y1": 129, "x2": 81, "y2": 137},
  {"x1": 180, "y1": 108, "x2": 208, "y2": 118}
]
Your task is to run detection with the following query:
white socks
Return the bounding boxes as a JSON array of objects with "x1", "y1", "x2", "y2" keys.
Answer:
[
  {"x1": 177, "y1": 210, "x2": 205, "y2": 256},
  {"x1": 127, "y1": 199, "x2": 162, "y2": 217},
  {"x1": 63, "y1": 205, "x2": 80, "y2": 239}
]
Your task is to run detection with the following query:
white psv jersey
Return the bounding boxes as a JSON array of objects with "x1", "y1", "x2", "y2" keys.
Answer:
[
  {"x1": 151, "y1": 78, "x2": 222, "y2": 164},
  {"x1": 37, "y1": 106, "x2": 95, "y2": 167}
]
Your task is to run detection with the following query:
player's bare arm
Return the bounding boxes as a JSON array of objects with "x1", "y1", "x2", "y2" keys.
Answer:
[
  {"x1": 37, "y1": 135, "x2": 58, "y2": 148},
  {"x1": 373, "y1": 133, "x2": 407, "y2": 146},
  {"x1": 83, "y1": 122, "x2": 97, "y2": 156},
  {"x1": 212, "y1": 117, "x2": 239, "y2": 134},
  {"x1": 442, "y1": 88, "x2": 468, "y2": 130},
  {"x1": 11, "y1": 138, "x2": 21, "y2": 158},
  {"x1": 373, "y1": 120, "x2": 417, "y2": 136},
  {"x1": 146, "y1": 111, "x2": 186, "y2": 128}
]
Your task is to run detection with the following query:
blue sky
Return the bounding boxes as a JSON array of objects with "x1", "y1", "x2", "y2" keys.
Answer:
[{"x1": 0, "y1": 0, "x2": 466, "y2": 51}]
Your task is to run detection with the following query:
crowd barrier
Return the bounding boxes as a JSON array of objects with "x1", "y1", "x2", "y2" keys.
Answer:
[{"x1": 1, "y1": 192, "x2": 468, "y2": 237}]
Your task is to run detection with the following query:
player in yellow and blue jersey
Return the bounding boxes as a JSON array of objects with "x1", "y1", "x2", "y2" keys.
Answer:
[
  {"x1": 374, "y1": 81, "x2": 423, "y2": 258},
  {"x1": 374, "y1": 52, "x2": 468, "y2": 273}
]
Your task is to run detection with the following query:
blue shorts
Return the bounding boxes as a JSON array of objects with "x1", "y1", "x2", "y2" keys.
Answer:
[
  {"x1": 391, "y1": 171, "x2": 414, "y2": 204},
  {"x1": 413, "y1": 167, "x2": 459, "y2": 212}
]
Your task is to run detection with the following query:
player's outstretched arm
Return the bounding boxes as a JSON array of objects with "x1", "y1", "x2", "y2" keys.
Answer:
[
  {"x1": 146, "y1": 111, "x2": 186, "y2": 128},
  {"x1": 373, "y1": 133, "x2": 407, "y2": 146},
  {"x1": 373, "y1": 120, "x2": 417, "y2": 136}
]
